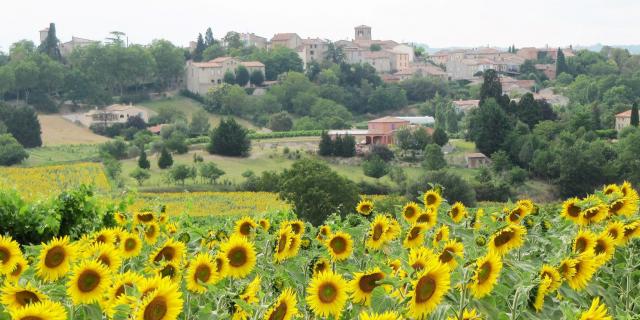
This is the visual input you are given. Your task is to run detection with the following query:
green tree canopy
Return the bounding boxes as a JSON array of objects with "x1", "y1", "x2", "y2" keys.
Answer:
[{"x1": 207, "y1": 118, "x2": 250, "y2": 157}]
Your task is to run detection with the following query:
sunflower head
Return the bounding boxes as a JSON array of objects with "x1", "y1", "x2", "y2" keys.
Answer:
[
  {"x1": 120, "y1": 232, "x2": 142, "y2": 258},
  {"x1": 622, "y1": 221, "x2": 640, "y2": 244},
  {"x1": 415, "y1": 208, "x2": 437, "y2": 229},
  {"x1": 36, "y1": 236, "x2": 76, "y2": 282},
  {"x1": 539, "y1": 264, "x2": 562, "y2": 293},
  {"x1": 67, "y1": 259, "x2": 111, "y2": 305},
  {"x1": 88, "y1": 242, "x2": 122, "y2": 272},
  {"x1": 593, "y1": 234, "x2": 616, "y2": 266},
  {"x1": 403, "y1": 223, "x2": 427, "y2": 249},
  {"x1": 438, "y1": 240, "x2": 464, "y2": 269},
  {"x1": 150, "y1": 238, "x2": 186, "y2": 265},
  {"x1": 186, "y1": 253, "x2": 217, "y2": 293},
  {"x1": 0, "y1": 235, "x2": 22, "y2": 276},
  {"x1": 312, "y1": 258, "x2": 331, "y2": 276},
  {"x1": 305, "y1": 270, "x2": 348, "y2": 318},
  {"x1": 258, "y1": 218, "x2": 271, "y2": 231},
  {"x1": 366, "y1": 215, "x2": 390, "y2": 251},
  {"x1": 469, "y1": 251, "x2": 503, "y2": 299},
  {"x1": 446, "y1": 309, "x2": 482, "y2": 320},
  {"x1": 488, "y1": 224, "x2": 527, "y2": 256},
  {"x1": 407, "y1": 260, "x2": 451, "y2": 319},
  {"x1": 134, "y1": 211, "x2": 155, "y2": 225},
  {"x1": 348, "y1": 268, "x2": 386, "y2": 305},
  {"x1": 9, "y1": 300, "x2": 67, "y2": 320},
  {"x1": 360, "y1": 310, "x2": 401, "y2": 320},
  {"x1": 264, "y1": 287, "x2": 299, "y2": 320},
  {"x1": 449, "y1": 202, "x2": 467, "y2": 223},
  {"x1": 7, "y1": 255, "x2": 29, "y2": 283},
  {"x1": 220, "y1": 235, "x2": 257, "y2": 278},
  {"x1": 288, "y1": 220, "x2": 305, "y2": 236},
  {"x1": 402, "y1": 202, "x2": 421, "y2": 223},
  {"x1": 423, "y1": 189, "x2": 442, "y2": 209},
  {"x1": 325, "y1": 231, "x2": 353, "y2": 261},
  {"x1": 317, "y1": 225, "x2": 332, "y2": 240},
  {"x1": 572, "y1": 230, "x2": 597, "y2": 254},
  {"x1": 274, "y1": 225, "x2": 294, "y2": 262},
  {"x1": 566, "y1": 252, "x2": 597, "y2": 291},
  {"x1": 144, "y1": 222, "x2": 160, "y2": 244},
  {"x1": 580, "y1": 297, "x2": 612, "y2": 320},
  {"x1": 409, "y1": 247, "x2": 436, "y2": 271},
  {"x1": 432, "y1": 225, "x2": 450, "y2": 247},
  {"x1": 356, "y1": 200, "x2": 374, "y2": 216},
  {"x1": 155, "y1": 261, "x2": 182, "y2": 283},
  {"x1": 560, "y1": 197, "x2": 582, "y2": 224},
  {"x1": 235, "y1": 216, "x2": 257, "y2": 237},
  {"x1": 134, "y1": 279, "x2": 183, "y2": 320},
  {"x1": 0, "y1": 282, "x2": 48, "y2": 312}
]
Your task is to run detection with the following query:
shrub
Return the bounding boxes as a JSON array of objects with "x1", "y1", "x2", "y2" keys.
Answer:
[
  {"x1": 268, "y1": 112, "x2": 293, "y2": 132},
  {"x1": 179, "y1": 89, "x2": 206, "y2": 104},
  {"x1": 169, "y1": 164, "x2": 195, "y2": 185},
  {"x1": 357, "y1": 180, "x2": 393, "y2": 195},
  {"x1": 279, "y1": 159, "x2": 359, "y2": 226},
  {"x1": 138, "y1": 150, "x2": 151, "y2": 169},
  {"x1": 56, "y1": 185, "x2": 113, "y2": 240},
  {"x1": 158, "y1": 147, "x2": 173, "y2": 169},
  {"x1": 0, "y1": 190, "x2": 59, "y2": 244},
  {"x1": 207, "y1": 118, "x2": 250, "y2": 157},
  {"x1": 406, "y1": 170, "x2": 476, "y2": 206},
  {"x1": 366, "y1": 145, "x2": 395, "y2": 162},
  {"x1": 130, "y1": 168, "x2": 151, "y2": 186},
  {"x1": 0, "y1": 134, "x2": 28, "y2": 166},
  {"x1": 99, "y1": 139, "x2": 128, "y2": 160},
  {"x1": 474, "y1": 180, "x2": 512, "y2": 202},
  {"x1": 422, "y1": 144, "x2": 447, "y2": 170},
  {"x1": 362, "y1": 155, "x2": 390, "y2": 179}
]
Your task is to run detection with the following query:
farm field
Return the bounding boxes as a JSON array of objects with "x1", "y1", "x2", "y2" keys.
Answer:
[
  {"x1": 38, "y1": 114, "x2": 111, "y2": 146},
  {"x1": 24, "y1": 144, "x2": 101, "y2": 166}
]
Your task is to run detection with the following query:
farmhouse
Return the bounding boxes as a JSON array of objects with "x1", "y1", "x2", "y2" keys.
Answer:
[
  {"x1": 465, "y1": 153, "x2": 491, "y2": 168},
  {"x1": 615, "y1": 109, "x2": 639, "y2": 131},
  {"x1": 327, "y1": 116, "x2": 434, "y2": 148},
  {"x1": 185, "y1": 57, "x2": 266, "y2": 95},
  {"x1": 84, "y1": 104, "x2": 149, "y2": 127}
]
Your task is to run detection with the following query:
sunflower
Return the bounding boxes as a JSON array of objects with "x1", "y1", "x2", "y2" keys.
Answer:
[
  {"x1": 581, "y1": 197, "x2": 609, "y2": 225},
  {"x1": 407, "y1": 259, "x2": 451, "y2": 319},
  {"x1": 305, "y1": 270, "x2": 348, "y2": 318},
  {"x1": 622, "y1": 221, "x2": 640, "y2": 244},
  {"x1": 155, "y1": 261, "x2": 182, "y2": 283},
  {"x1": 603, "y1": 221, "x2": 625, "y2": 245},
  {"x1": 558, "y1": 257, "x2": 577, "y2": 281},
  {"x1": 432, "y1": 225, "x2": 450, "y2": 247},
  {"x1": 221, "y1": 235, "x2": 257, "y2": 278},
  {"x1": 105, "y1": 271, "x2": 143, "y2": 315},
  {"x1": 619, "y1": 181, "x2": 640, "y2": 214},
  {"x1": 88, "y1": 242, "x2": 122, "y2": 272},
  {"x1": 403, "y1": 223, "x2": 428, "y2": 249},
  {"x1": 533, "y1": 276, "x2": 553, "y2": 312},
  {"x1": 603, "y1": 184, "x2": 620, "y2": 195},
  {"x1": 517, "y1": 199, "x2": 534, "y2": 214},
  {"x1": 7, "y1": 255, "x2": 28, "y2": 283},
  {"x1": 286, "y1": 234, "x2": 302, "y2": 258},
  {"x1": 258, "y1": 218, "x2": 271, "y2": 232},
  {"x1": 402, "y1": 202, "x2": 421, "y2": 223},
  {"x1": 312, "y1": 258, "x2": 331, "y2": 275},
  {"x1": 0, "y1": 282, "x2": 47, "y2": 312},
  {"x1": 607, "y1": 196, "x2": 636, "y2": 217},
  {"x1": 572, "y1": 229, "x2": 597, "y2": 254},
  {"x1": 539, "y1": 264, "x2": 562, "y2": 292},
  {"x1": 235, "y1": 216, "x2": 257, "y2": 237},
  {"x1": 488, "y1": 224, "x2": 527, "y2": 256},
  {"x1": 325, "y1": 231, "x2": 353, "y2": 261},
  {"x1": 214, "y1": 252, "x2": 229, "y2": 280},
  {"x1": 356, "y1": 199, "x2": 374, "y2": 216},
  {"x1": 348, "y1": 267, "x2": 386, "y2": 305},
  {"x1": 134, "y1": 280, "x2": 183, "y2": 320},
  {"x1": 438, "y1": 240, "x2": 464, "y2": 269},
  {"x1": 388, "y1": 259, "x2": 402, "y2": 274},
  {"x1": 144, "y1": 222, "x2": 160, "y2": 244},
  {"x1": 423, "y1": 189, "x2": 442, "y2": 209},
  {"x1": 36, "y1": 236, "x2": 76, "y2": 282},
  {"x1": 93, "y1": 228, "x2": 116, "y2": 245},
  {"x1": 114, "y1": 211, "x2": 128, "y2": 225},
  {"x1": 0, "y1": 235, "x2": 21, "y2": 275},
  {"x1": 409, "y1": 247, "x2": 436, "y2": 271},
  {"x1": 67, "y1": 259, "x2": 111, "y2": 305},
  {"x1": 384, "y1": 217, "x2": 402, "y2": 240},
  {"x1": 560, "y1": 197, "x2": 582, "y2": 224},
  {"x1": 580, "y1": 297, "x2": 612, "y2": 320},
  {"x1": 593, "y1": 234, "x2": 615, "y2": 266},
  {"x1": 9, "y1": 300, "x2": 67, "y2": 320},
  {"x1": 448, "y1": 202, "x2": 467, "y2": 223},
  {"x1": 317, "y1": 225, "x2": 332, "y2": 240},
  {"x1": 150, "y1": 238, "x2": 186, "y2": 265},
  {"x1": 415, "y1": 208, "x2": 437, "y2": 229},
  {"x1": 446, "y1": 309, "x2": 482, "y2": 320},
  {"x1": 287, "y1": 220, "x2": 305, "y2": 236},
  {"x1": 506, "y1": 204, "x2": 529, "y2": 225},
  {"x1": 185, "y1": 253, "x2": 217, "y2": 293},
  {"x1": 366, "y1": 215, "x2": 390, "y2": 250},
  {"x1": 263, "y1": 287, "x2": 298, "y2": 320},
  {"x1": 274, "y1": 225, "x2": 294, "y2": 262},
  {"x1": 165, "y1": 223, "x2": 178, "y2": 235},
  {"x1": 360, "y1": 310, "x2": 401, "y2": 320},
  {"x1": 134, "y1": 211, "x2": 155, "y2": 225},
  {"x1": 240, "y1": 276, "x2": 262, "y2": 306},
  {"x1": 473, "y1": 208, "x2": 484, "y2": 231},
  {"x1": 468, "y1": 251, "x2": 502, "y2": 298},
  {"x1": 120, "y1": 232, "x2": 142, "y2": 258},
  {"x1": 566, "y1": 252, "x2": 597, "y2": 291}
]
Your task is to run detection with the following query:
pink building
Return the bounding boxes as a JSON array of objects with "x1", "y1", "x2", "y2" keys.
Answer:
[{"x1": 328, "y1": 116, "x2": 434, "y2": 148}]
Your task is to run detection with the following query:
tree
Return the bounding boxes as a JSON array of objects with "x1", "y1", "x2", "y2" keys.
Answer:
[
  {"x1": 268, "y1": 112, "x2": 293, "y2": 131},
  {"x1": 189, "y1": 110, "x2": 211, "y2": 136},
  {"x1": 279, "y1": 159, "x2": 359, "y2": 226},
  {"x1": 38, "y1": 23, "x2": 62, "y2": 62},
  {"x1": 165, "y1": 131, "x2": 188, "y2": 154},
  {"x1": 334, "y1": 135, "x2": 355, "y2": 157},
  {"x1": 432, "y1": 128, "x2": 448, "y2": 146},
  {"x1": 366, "y1": 144, "x2": 394, "y2": 162},
  {"x1": 370, "y1": 44, "x2": 382, "y2": 52},
  {"x1": 0, "y1": 134, "x2": 28, "y2": 166},
  {"x1": 406, "y1": 170, "x2": 477, "y2": 207},
  {"x1": 445, "y1": 108, "x2": 458, "y2": 133},
  {"x1": 223, "y1": 71, "x2": 235, "y2": 84},
  {"x1": 490, "y1": 150, "x2": 511, "y2": 173},
  {"x1": 631, "y1": 102, "x2": 639, "y2": 127},
  {"x1": 479, "y1": 69, "x2": 503, "y2": 106},
  {"x1": 207, "y1": 118, "x2": 250, "y2": 157},
  {"x1": 103, "y1": 156, "x2": 122, "y2": 180},
  {"x1": 468, "y1": 99, "x2": 511, "y2": 156},
  {"x1": 158, "y1": 147, "x2": 173, "y2": 169},
  {"x1": 422, "y1": 144, "x2": 446, "y2": 170},
  {"x1": 362, "y1": 155, "x2": 389, "y2": 179},
  {"x1": 149, "y1": 39, "x2": 185, "y2": 89},
  {"x1": 199, "y1": 162, "x2": 225, "y2": 184},
  {"x1": 556, "y1": 48, "x2": 568, "y2": 76},
  {"x1": 318, "y1": 131, "x2": 334, "y2": 156},
  {"x1": 204, "y1": 27, "x2": 216, "y2": 47},
  {"x1": 169, "y1": 164, "x2": 194, "y2": 185},
  {"x1": 138, "y1": 150, "x2": 150, "y2": 169},
  {"x1": 0, "y1": 104, "x2": 42, "y2": 148},
  {"x1": 202, "y1": 44, "x2": 225, "y2": 61},
  {"x1": 325, "y1": 42, "x2": 346, "y2": 64},
  {"x1": 250, "y1": 70, "x2": 264, "y2": 86},
  {"x1": 235, "y1": 65, "x2": 250, "y2": 87},
  {"x1": 193, "y1": 33, "x2": 205, "y2": 62},
  {"x1": 129, "y1": 168, "x2": 150, "y2": 186},
  {"x1": 0, "y1": 66, "x2": 15, "y2": 99},
  {"x1": 223, "y1": 32, "x2": 243, "y2": 50}
]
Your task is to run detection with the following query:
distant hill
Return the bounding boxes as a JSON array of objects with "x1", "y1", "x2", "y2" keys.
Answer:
[{"x1": 414, "y1": 43, "x2": 640, "y2": 54}]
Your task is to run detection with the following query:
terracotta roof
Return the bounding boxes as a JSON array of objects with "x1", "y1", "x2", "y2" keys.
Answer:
[
  {"x1": 147, "y1": 124, "x2": 167, "y2": 134},
  {"x1": 368, "y1": 116, "x2": 409, "y2": 123},
  {"x1": 453, "y1": 100, "x2": 480, "y2": 107},
  {"x1": 240, "y1": 61, "x2": 265, "y2": 67},
  {"x1": 616, "y1": 110, "x2": 638, "y2": 118},
  {"x1": 271, "y1": 33, "x2": 299, "y2": 41},
  {"x1": 192, "y1": 61, "x2": 222, "y2": 68},
  {"x1": 209, "y1": 57, "x2": 234, "y2": 63},
  {"x1": 466, "y1": 152, "x2": 488, "y2": 159}
]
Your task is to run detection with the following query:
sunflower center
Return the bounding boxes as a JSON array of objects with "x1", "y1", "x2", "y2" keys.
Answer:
[
  {"x1": 435, "y1": 231, "x2": 443, "y2": 242},
  {"x1": 240, "y1": 223, "x2": 252, "y2": 236},
  {"x1": 96, "y1": 234, "x2": 108, "y2": 244},
  {"x1": 477, "y1": 262, "x2": 492, "y2": 284},
  {"x1": 0, "y1": 247, "x2": 9, "y2": 263},
  {"x1": 408, "y1": 227, "x2": 422, "y2": 241},
  {"x1": 404, "y1": 207, "x2": 416, "y2": 218},
  {"x1": 146, "y1": 226, "x2": 157, "y2": 237},
  {"x1": 315, "y1": 262, "x2": 327, "y2": 273},
  {"x1": 359, "y1": 272, "x2": 384, "y2": 293},
  {"x1": 416, "y1": 213, "x2": 430, "y2": 223},
  {"x1": 115, "y1": 282, "x2": 133, "y2": 298},
  {"x1": 509, "y1": 208, "x2": 522, "y2": 222},
  {"x1": 195, "y1": 264, "x2": 211, "y2": 283},
  {"x1": 268, "y1": 301, "x2": 288, "y2": 320},
  {"x1": 14, "y1": 290, "x2": 40, "y2": 306},
  {"x1": 608, "y1": 229, "x2": 619, "y2": 239},
  {"x1": 415, "y1": 276, "x2": 436, "y2": 303},
  {"x1": 624, "y1": 225, "x2": 638, "y2": 237},
  {"x1": 318, "y1": 283, "x2": 338, "y2": 303},
  {"x1": 160, "y1": 264, "x2": 176, "y2": 278},
  {"x1": 372, "y1": 224, "x2": 384, "y2": 241},
  {"x1": 329, "y1": 237, "x2": 347, "y2": 254},
  {"x1": 426, "y1": 194, "x2": 436, "y2": 206},
  {"x1": 594, "y1": 240, "x2": 606, "y2": 255},
  {"x1": 228, "y1": 247, "x2": 248, "y2": 267},
  {"x1": 493, "y1": 230, "x2": 515, "y2": 247},
  {"x1": 277, "y1": 234, "x2": 288, "y2": 253},
  {"x1": 575, "y1": 238, "x2": 588, "y2": 253},
  {"x1": 125, "y1": 238, "x2": 137, "y2": 251},
  {"x1": 567, "y1": 204, "x2": 581, "y2": 217},
  {"x1": 44, "y1": 246, "x2": 66, "y2": 268},
  {"x1": 154, "y1": 247, "x2": 176, "y2": 262},
  {"x1": 610, "y1": 201, "x2": 623, "y2": 214},
  {"x1": 451, "y1": 208, "x2": 459, "y2": 218},
  {"x1": 291, "y1": 224, "x2": 301, "y2": 234},
  {"x1": 412, "y1": 261, "x2": 425, "y2": 271},
  {"x1": 78, "y1": 269, "x2": 101, "y2": 292},
  {"x1": 143, "y1": 296, "x2": 167, "y2": 320},
  {"x1": 11, "y1": 263, "x2": 22, "y2": 276},
  {"x1": 138, "y1": 213, "x2": 154, "y2": 222},
  {"x1": 98, "y1": 254, "x2": 111, "y2": 267},
  {"x1": 439, "y1": 249, "x2": 454, "y2": 263},
  {"x1": 583, "y1": 208, "x2": 599, "y2": 219}
]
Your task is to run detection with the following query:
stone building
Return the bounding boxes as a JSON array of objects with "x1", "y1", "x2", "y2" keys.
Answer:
[{"x1": 185, "y1": 57, "x2": 265, "y2": 95}]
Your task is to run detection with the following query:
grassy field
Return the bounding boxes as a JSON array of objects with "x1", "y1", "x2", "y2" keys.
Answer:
[
  {"x1": 25, "y1": 144, "x2": 102, "y2": 166},
  {"x1": 139, "y1": 96, "x2": 258, "y2": 130},
  {"x1": 38, "y1": 115, "x2": 110, "y2": 146}
]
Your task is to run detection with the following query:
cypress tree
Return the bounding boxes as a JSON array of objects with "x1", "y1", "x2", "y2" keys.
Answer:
[
  {"x1": 556, "y1": 48, "x2": 568, "y2": 76},
  {"x1": 193, "y1": 33, "x2": 205, "y2": 62},
  {"x1": 631, "y1": 102, "x2": 639, "y2": 127},
  {"x1": 39, "y1": 23, "x2": 62, "y2": 61},
  {"x1": 138, "y1": 150, "x2": 150, "y2": 169},
  {"x1": 204, "y1": 27, "x2": 215, "y2": 47},
  {"x1": 318, "y1": 131, "x2": 334, "y2": 156},
  {"x1": 333, "y1": 135, "x2": 344, "y2": 157},
  {"x1": 158, "y1": 147, "x2": 173, "y2": 169}
]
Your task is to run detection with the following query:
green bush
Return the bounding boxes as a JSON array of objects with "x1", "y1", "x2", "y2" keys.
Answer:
[{"x1": 406, "y1": 170, "x2": 477, "y2": 206}]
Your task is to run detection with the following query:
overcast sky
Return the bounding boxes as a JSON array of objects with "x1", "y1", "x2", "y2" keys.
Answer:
[{"x1": 1, "y1": 0, "x2": 639, "y2": 52}]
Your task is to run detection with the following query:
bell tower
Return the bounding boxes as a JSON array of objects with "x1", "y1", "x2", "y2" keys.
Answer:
[{"x1": 354, "y1": 25, "x2": 372, "y2": 41}]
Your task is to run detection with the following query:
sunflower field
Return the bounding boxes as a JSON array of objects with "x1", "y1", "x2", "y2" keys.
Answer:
[
  {"x1": 1, "y1": 182, "x2": 639, "y2": 320},
  {"x1": 0, "y1": 163, "x2": 110, "y2": 200}
]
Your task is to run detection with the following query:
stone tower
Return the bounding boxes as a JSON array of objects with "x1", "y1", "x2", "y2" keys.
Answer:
[{"x1": 354, "y1": 25, "x2": 372, "y2": 41}]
